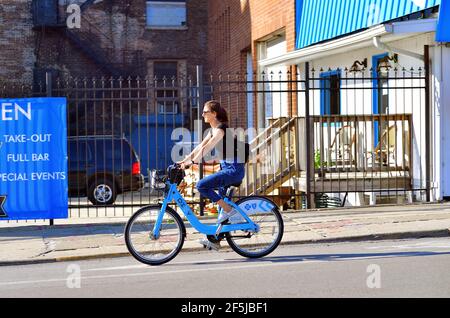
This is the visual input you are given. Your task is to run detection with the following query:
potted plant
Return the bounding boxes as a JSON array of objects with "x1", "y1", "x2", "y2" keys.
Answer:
[{"x1": 314, "y1": 150, "x2": 326, "y2": 178}]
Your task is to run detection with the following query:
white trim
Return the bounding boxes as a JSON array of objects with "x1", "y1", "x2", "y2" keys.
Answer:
[
  {"x1": 260, "y1": 18, "x2": 438, "y2": 68},
  {"x1": 385, "y1": 18, "x2": 438, "y2": 34},
  {"x1": 259, "y1": 25, "x2": 389, "y2": 67},
  {"x1": 373, "y1": 36, "x2": 424, "y2": 61}
]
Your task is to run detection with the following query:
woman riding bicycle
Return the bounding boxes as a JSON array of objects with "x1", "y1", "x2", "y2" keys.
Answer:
[{"x1": 179, "y1": 100, "x2": 246, "y2": 250}]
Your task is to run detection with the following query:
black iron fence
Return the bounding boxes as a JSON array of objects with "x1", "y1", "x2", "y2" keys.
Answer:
[
  {"x1": 0, "y1": 61, "x2": 432, "y2": 222},
  {"x1": 207, "y1": 63, "x2": 429, "y2": 210}
]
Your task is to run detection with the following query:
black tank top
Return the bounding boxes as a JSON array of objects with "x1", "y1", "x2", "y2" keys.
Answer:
[
  {"x1": 210, "y1": 123, "x2": 248, "y2": 162},
  {"x1": 209, "y1": 123, "x2": 231, "y2": 160}
]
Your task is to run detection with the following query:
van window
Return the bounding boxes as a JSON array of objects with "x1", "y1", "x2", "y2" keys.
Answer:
[
  {"x1": 68, "y1": 140, "x2": 91, "y2": 162},
  {"x1": 103, "y1": 140, "x2": 133, "y2": 162}
]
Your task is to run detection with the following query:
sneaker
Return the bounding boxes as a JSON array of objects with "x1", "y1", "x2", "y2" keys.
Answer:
[
  {"x1": 198, "y1": 238, "x2": 220, "y2": 251},
  {"x1": 217, "y1": 208, "x2": 238, "y2": 224}
]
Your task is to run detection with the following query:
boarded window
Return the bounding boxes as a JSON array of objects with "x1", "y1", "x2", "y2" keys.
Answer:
[
  {"x1": 146, "y1": 1, "x2": 187, "y2": 28},
  {"x1": 154, "y1": 61, "x2": 179, "y2": 114}
]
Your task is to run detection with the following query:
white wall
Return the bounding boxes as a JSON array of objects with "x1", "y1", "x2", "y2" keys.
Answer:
[
  {"x1": 441, "y1": 46, "x2": 450, "y2": 198},
  {"x1": 432, "y1": 45, "x2": 450, "y2": 199}
]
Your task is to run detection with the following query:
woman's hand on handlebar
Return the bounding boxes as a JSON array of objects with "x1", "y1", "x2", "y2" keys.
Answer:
[
  {"x1": 178, "y1": 160, "x2": 193, "y2": 170},
  {"x1": 180, "y1": 162, "x2": 189, "y2": 170}
]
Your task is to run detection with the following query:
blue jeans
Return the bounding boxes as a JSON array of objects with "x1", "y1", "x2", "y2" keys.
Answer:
[{"x1": 196, "y1": 161, "x2": 245, "y2": 203}]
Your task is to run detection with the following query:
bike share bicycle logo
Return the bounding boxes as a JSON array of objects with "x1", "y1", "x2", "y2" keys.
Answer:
[{"x1": 177, "y1": 198, "x2": 186, "y2": 209}]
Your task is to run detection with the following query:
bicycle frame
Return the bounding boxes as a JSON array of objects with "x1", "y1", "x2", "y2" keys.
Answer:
[{"x1": 152, "y1": 182, "x2": 259, "y2": 239}]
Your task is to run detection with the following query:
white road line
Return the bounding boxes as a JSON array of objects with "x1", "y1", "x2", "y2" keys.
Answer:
[
  {"x1": 84, "y1": 264, "x2": 148, "y2": 272},
  {"x1": 4, "y1": 240, "x2": 449, "y2": 287},
  {"x1": 84, "y1": 259, "x2": 228, "y2": 272},
  {"x1": 365, "y1": 240, "x2": 450, "y2": 250},
  {"x1": 0, "y1": 251, "x2": 417, "y2": 287},
  {"x1": 0, "y1": 259, "x2": 322, "y2": 287}
]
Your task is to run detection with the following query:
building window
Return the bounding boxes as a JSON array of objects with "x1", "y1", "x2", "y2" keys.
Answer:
[
  {"x1": 256, "y1": 33, "x2": 288, "y2": 125},
  {"x1": 320, "y1": 70, "x2": 341, "y2": 116},
  {"x1": 154, "y1": 61, "x2": 179, "y2": 114},
  {"x1": 146, "y1": 1, "x2": 187, "y2": 28}
]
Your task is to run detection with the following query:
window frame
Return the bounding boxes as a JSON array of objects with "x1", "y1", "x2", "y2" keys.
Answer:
[
  {"x1": 153, "y1": 61, "x2": 180, "y2": 115},
  {"x1": 320, "y1": 69, "x2": 341, "y2": 117},
  {"x1": 372, "y1": 52, "x2": 390, "y2": 145}
]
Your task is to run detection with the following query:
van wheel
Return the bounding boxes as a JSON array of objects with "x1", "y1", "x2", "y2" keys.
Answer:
[{"x1": 88, "y1": 178, "x2": 117, "y2": 206}]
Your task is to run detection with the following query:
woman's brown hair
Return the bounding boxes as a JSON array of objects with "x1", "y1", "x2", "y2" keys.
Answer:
[{"x1": 205, "y1": 100, "x2": 229, "y2": 124}]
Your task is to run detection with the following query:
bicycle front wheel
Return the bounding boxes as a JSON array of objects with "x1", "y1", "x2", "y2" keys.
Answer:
[
  {"x1": 225, "y1": 196, "x2": 284, "y2": 258},
  {"x1": 124, "y1": 205, "x2": 186, "y2": 266}
]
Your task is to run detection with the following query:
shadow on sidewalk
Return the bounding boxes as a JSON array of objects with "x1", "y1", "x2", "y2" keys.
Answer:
[
  {"x1": 0, "y1": 223, "x2": 127, "y2": 240},
  {"x1": 257, "y1": 251, "x2": 450, "y2": 262}
]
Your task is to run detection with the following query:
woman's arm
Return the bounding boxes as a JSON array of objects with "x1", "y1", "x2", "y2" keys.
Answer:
[
  {"x1": 191, "y1": 162, "x2": 220, "y2": 174},
  {"x1": 180, "y1": 132, "x2": 212, "y2": 164},
  {"x1": 190, "y1": 129, "x2": 224, "y2": 164}
]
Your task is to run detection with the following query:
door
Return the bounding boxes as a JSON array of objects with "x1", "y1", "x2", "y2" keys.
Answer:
[{"x1": 372, "y1": 53, "x2": 390, "y2": 145}]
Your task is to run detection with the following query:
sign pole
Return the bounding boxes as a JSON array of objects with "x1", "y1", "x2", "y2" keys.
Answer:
[
  {"x1": 196, "y1": 65, "x2": 205, "y2": 216},
  {"x1": 46, "y1": 71, "x2": 55, "y2": 226}
]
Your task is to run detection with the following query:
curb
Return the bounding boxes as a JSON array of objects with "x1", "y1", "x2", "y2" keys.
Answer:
[{"x1": 0, "y1": 228, "x2": 448, "y2": 267}]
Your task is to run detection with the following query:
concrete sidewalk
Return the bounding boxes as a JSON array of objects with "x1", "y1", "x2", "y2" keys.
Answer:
[{"x1": 1, "y1": 202, "x2": 450, "y2": 266}]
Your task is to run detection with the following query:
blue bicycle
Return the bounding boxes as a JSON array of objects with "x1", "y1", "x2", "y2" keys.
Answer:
[{"x1": 125, "y1": 164, "x2": 284, "y2": 265}]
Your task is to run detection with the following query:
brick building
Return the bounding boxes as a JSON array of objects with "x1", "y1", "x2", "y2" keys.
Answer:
[
  {"x1": 1, "y1": 0, "x2": 208, "y2": 86},
  {"x1": 0, "y1": 0, "x2": 36, "y2": 84},
  {"x1": 0, "y1": 0, "x2": 210, "y2": 173},
  {"x1": 207, "y1": 0, "x2": 297, "y2": 131}
]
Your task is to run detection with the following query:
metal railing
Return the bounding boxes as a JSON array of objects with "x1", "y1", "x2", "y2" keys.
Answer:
[{"x1": 0, "y1": 60, "x2": 432, "y2": 223}]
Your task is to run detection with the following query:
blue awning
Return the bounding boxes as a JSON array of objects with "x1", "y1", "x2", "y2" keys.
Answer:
[
  {"x1": 296, "y1": 0, "x2": 442, "y2": 49},
  {"x1": 436, "y1": 0, "x2": 450, "y2": 42}
]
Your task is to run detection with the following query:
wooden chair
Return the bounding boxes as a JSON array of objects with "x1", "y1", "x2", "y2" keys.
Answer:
[
  {"x1": 327, "y1": 125, "x2": 356, "y2": 167},
  {"x1": 365, "y1": 125, "x2": 398, "y2": 175}
]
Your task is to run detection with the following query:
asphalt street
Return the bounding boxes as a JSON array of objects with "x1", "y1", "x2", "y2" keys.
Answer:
[{"x1": 1, "y1": 237, "x2": 450, "y2": 298}]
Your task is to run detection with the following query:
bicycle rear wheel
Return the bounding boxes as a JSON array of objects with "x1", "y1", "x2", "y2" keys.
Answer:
[
  {"x1": 125, "y1": 205, "x2": 186, "y2": 266},
  {"x1": 225, "y1": 196, "x2": 284, "y2": 258}
]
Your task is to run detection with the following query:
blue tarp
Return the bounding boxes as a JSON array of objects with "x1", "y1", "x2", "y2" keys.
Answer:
[{"x1": 129, "y1": 114, "x2": 187, "y2": 175}]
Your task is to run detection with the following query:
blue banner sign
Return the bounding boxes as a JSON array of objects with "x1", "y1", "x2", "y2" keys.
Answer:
[{"x1": 0, "y1": 98, "x2": 68, "y2": 220}]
